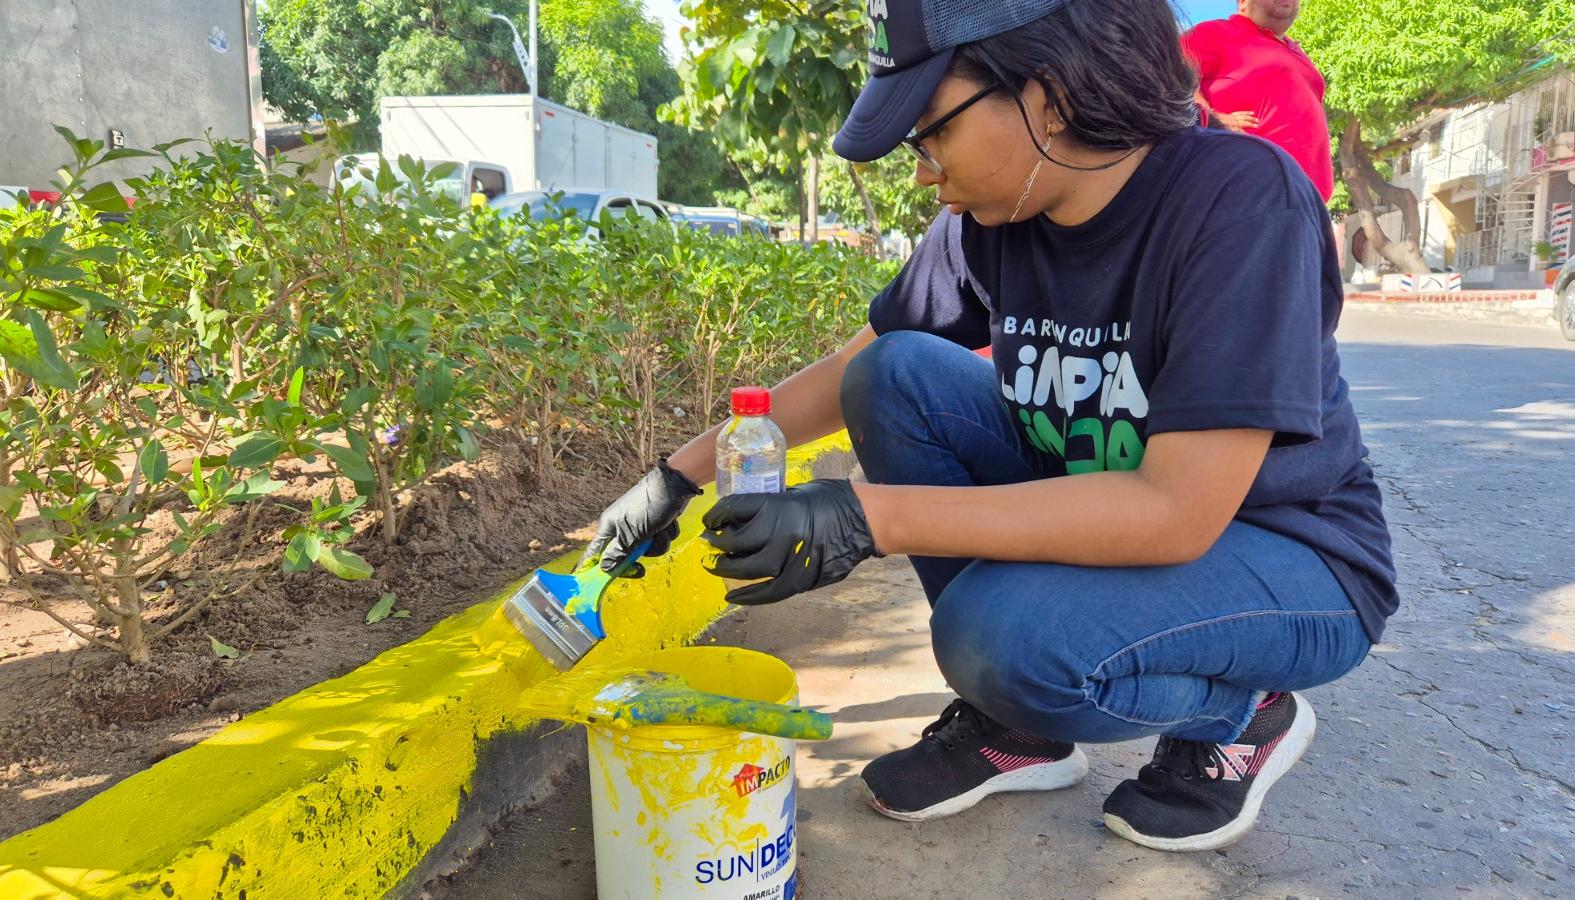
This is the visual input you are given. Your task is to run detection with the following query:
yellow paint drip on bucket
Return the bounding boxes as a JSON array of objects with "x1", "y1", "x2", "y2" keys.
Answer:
[{"x1": 588, "y1": 647, "x2": 802, "y2": 899}]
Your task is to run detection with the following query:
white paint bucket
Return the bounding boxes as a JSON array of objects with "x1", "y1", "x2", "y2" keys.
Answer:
[{"x1": 587, "y1": 647, "x2": 800, "y2": 899}]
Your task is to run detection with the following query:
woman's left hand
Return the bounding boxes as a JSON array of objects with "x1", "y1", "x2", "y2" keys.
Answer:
[{"x1": 702, "y1": 480, "x2": 880, "y2": 605}]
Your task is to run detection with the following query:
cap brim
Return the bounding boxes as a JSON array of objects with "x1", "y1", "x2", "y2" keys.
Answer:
[{"x1": 833, "y1": 48, "x2": 955, "y2": 163}]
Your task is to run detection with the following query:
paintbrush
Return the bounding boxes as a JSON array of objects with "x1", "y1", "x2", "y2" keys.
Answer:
[
  {"x1": 487, "y1": 538, "x2": 653, "y2": 671},
  {"x1": 519, "y1": 669, "x2": 833, "y2": 741}
]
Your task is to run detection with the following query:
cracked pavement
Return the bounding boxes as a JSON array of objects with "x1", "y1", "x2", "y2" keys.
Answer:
[{"x1": 440, "y1": 310, "x2": 1574, "y2": 899}]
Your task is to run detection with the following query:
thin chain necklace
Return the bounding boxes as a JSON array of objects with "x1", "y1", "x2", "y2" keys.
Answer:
[
  {"x1": 1010, "y1": 136, "x2": 1145, "y2": 223},
  {"x1": 1009, "y1": 155, "x2": 1048, "y2": 224}
]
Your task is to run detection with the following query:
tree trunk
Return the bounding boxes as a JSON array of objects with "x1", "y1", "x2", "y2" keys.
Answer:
[
  {"x1": 848, "y1": 162, "x2": 884, "y2": 260},
  {"x1": 806, "y1": 156, "x2": 820, "y2": 245},
  {"x1": 0, "y1": 445, "x2": 16, "y2": 581},
  {"x1": 114, "y1": 571, "x2": 151, "y2": 663},
  {"x1": 537, "y1": 390, "x2": 555, "y2": 476},
  {"x1": 796, "y1": 161, "x2": 807, "y2": 244},
  {"x1": 372, "y1": 443, "x2": 399, "y2": 547},
  {"x1": 1339, "y1": 119, "x2": 1430, "y2": 274}
]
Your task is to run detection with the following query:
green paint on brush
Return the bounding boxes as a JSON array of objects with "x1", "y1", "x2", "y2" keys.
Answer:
[{"x1": 513, "y1": 667, "x2": 833, "y2": 742}]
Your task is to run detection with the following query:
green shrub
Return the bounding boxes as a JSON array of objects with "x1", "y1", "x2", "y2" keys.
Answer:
[{"x1": 0, "y1": 131, "x2": 897, "y2": 660}]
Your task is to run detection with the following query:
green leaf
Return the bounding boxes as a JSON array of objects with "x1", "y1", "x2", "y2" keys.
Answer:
[
  {"x1": 225, "y1": 470, "x2": 286, "y2": 502},
  {"x1": 74, "y1": 245, "x2": 121, "y2": 265},
  {"x1": 455, "y1": 426, "x2": 480, "y2": 462},
  {"x1": 79, "y1": 181, "x2": 130, "y2": 213},
  {"x1": 340, "y1": 385, "x2": 377, "y2": 417},
  {"x1": 284, "y1": 532, "x2": 321, "y2": 572},
  {"x1": 321, "y1": 443, "x2": 375, "y2": 483},
  {"x1": 152, "y1": 138, "x2": 197, "y2": 153},
  {"x1": 765, "y1": 24, "x2": 796, "y2": 67},
  {"x1": 209, "y1": 635, "x2": 241, "y2": 659},
  {"x1": 93, "y1": 458, "x2": 124, "y2": 484},
  {"x1": 286, "y1": 366, "x2": 305, "y2": 407},
  {"x1": 15, "y1": 289, "x2": 79, "y2": 312},
  {"x1": 139, "y1": 439, "x2": 169, "y2": 484},
  {"x1": 0, "y1": 314, "x2": 77, "y2": 390},
  {"x1": 366, "y1": 592, "x2": 399, "y2": 624},
  {"x1": 320, "y1": 546, "x2": 374, "y2": 581},
  {"x1": 21, "y1": 265, "x2": 86, "y2": 282},
  {"x1": 227, "y1": 433, "x2": 285, "y2": 468},
  {"x1": 99, "y1": 148, "x2": 158, "y2": 163}
]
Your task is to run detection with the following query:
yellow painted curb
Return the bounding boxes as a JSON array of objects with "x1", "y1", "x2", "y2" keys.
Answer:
[{"x1": 0, "y1": 435, "x2": 851, "y2": 899}]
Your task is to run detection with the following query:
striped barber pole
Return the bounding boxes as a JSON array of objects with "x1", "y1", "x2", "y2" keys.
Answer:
[{"x1": 1550, "y1": 202, "x2": 1572, "y2": 265}]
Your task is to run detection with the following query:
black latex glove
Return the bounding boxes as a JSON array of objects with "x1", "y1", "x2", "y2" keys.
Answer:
[
  {"x1": 701, "y1": 479, "x2": 880, "y2": 605},
  {"x1": 582, "y1": 458, "x2": 703, "y2": 577}
]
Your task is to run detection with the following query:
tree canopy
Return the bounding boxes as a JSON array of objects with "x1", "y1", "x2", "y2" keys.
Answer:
[
  {"x1": 662, "y1": 0, "x2": 864, "y2": 164},
  {"x1": 1297, "y1": 0, "x2": 1574, "y2": 139},
  {"x1": 259, "y1": 0, "x2": 727, "y2": 204},
  {"x1": 1294, "y1": 0, "x2": 1575, "y2": 270}
]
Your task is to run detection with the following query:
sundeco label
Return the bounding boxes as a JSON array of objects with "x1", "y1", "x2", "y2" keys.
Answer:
[{"x1": 693, "y1": 821, "x2": 795, "y2": 891}]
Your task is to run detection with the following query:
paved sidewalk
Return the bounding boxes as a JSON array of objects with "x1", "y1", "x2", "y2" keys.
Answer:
[
  {"x1": 1345, "y1": 297, "x2": 1563, "y2": 332},
  {"x1": 439, "y1": 311, "x2": 1574, "y2": 898}
]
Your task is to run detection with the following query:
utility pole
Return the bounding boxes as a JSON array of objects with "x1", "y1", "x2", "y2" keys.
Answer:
[{"x1": 486, "y1": 4, "x2": 538, "y2": 100}]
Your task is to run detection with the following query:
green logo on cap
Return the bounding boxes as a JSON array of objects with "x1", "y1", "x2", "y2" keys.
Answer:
[{"x1": 871, "y1": 20, "x2": 889, "y2": 55}]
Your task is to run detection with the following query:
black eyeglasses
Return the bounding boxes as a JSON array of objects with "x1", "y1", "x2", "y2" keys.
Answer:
[{"x1": 901, "y1": 83, "x2": 1001, "y2": 176}]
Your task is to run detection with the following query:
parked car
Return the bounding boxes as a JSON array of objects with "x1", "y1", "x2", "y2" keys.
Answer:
[
  {"x1": 677, "y1": 206, "x2": 771, "y2": 238},
  {"x1": 490, "y1": 189, "x2": 670, "y2": 236},
  {"x1": 1557, "y1": 256, "x2": 1575, "y2": 342}
]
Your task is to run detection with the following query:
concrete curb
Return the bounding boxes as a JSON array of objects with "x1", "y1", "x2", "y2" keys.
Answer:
[{"x1": 0, "y1": 436, "x2": 851, "y2": 899}]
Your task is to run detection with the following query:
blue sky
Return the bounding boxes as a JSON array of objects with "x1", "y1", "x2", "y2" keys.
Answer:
[
  {"x1": 645, "y1": 1, "x2": 1241, "y2": 64},
  {"x1": 1174, "y1": 0, "x2": 1240, "y2": 27}
]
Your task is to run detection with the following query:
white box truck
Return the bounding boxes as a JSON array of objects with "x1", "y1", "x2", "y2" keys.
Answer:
[{"x1": 379, "y1": 94, "x2": 660, "y2": 200}]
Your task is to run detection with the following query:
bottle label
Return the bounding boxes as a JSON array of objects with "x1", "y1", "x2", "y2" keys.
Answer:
[{"x1": 720, "y1": 470, "x2": 782, "y2": 495}]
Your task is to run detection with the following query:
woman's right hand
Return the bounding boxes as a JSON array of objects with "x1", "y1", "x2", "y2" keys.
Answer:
[{"x1": 580, "y1": 458, "x2": 703, "y2": 577}]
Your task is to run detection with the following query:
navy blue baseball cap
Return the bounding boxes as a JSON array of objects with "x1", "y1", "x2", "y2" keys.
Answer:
[{"x1": 834, "y1": 0, "x2": 1072, "y2": 162}]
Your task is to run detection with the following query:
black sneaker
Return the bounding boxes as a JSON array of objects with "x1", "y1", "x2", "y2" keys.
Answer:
[
  {"x1": 860, "y1": 698, "x2": 1088, "y2": 822},
  {"x1": 1102, "y1": 692, "x2": 1316, "y2": 851}
]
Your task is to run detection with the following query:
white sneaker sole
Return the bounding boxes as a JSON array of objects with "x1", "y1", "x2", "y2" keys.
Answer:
[
  {"x1": 1103, "y1": 693, "x2": 1318, "y2": 853},
  {"x1": 862, "y1": 747, "x2": 1090, "y2": 823}
]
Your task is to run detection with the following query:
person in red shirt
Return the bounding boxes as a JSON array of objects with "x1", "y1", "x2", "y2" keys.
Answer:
[{"x1": 1181, "y1": 0, "x2": 1335, "y2": 201}]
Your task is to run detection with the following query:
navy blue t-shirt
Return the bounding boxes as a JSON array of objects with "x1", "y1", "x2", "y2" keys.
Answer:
[{"x1": 869, "y1": 126, "x2": 1397, "y2": 641}]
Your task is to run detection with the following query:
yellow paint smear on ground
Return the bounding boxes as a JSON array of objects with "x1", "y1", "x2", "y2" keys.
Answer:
[{"x1": 0, "y1": 436, "x2": 849, "y2": 899}]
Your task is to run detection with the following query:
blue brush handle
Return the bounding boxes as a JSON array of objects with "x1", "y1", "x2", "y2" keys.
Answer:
[{"x1": 565, "y1": 538, "x2": 653, "y2": 639}]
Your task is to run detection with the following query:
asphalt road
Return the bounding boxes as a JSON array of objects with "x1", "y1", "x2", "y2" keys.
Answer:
[{"x1": 434, "y1": 310, "x2": 1575, "y2": 899}]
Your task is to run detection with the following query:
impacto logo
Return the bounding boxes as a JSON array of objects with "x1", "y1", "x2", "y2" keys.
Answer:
[{"x1": 730, "y1": 758, "x2": 791, "y2": 798}]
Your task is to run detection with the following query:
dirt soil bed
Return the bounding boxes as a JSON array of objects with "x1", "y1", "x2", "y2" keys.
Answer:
[{"x1": 0, "y1": 424, "x2": 673, "y2": 842}]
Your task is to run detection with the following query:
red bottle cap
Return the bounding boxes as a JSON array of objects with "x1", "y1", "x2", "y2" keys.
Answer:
[{"x1": 730, "y1": 386, "x2": 771, "y2": 416}]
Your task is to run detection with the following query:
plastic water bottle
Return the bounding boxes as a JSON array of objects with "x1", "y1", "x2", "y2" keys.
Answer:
[{"x1": 716, "y1": 387, "x2": 787, "y2": 498}]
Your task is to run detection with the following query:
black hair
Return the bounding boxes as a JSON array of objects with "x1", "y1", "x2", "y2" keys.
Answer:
[{"x1": 950, "y1": 0, "x2": 1199, "y2": 153}]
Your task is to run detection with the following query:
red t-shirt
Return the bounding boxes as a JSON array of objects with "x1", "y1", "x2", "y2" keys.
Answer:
[{"x1": 1181, "y1": 14, "x2": 1334, "y2": 201}]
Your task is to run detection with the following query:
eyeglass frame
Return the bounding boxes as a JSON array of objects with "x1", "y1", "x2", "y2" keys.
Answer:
[{"x1": 900, "y1": 82, "x2": 1002, "y2": 176}]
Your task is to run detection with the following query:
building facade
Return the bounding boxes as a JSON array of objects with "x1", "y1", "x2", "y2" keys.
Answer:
[{"x1": 1351, "y1": 70, "x2": 1575, "y2": 289}]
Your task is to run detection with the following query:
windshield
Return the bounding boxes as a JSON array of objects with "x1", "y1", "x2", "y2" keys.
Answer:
[
  {"x1": 494, "y1": 192, "x2": 602, "y2": 220},
  {"x1": 336, "y1": 156, "x2": 466, "y2": 203},
  {"x1": 687, "y1": 217, "x2": 740, "y2": 236}
]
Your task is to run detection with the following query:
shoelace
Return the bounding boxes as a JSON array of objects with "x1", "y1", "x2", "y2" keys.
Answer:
[
  {"x1": 1150, "y1": 736, "x2": 1229, "y2": 781},
  {"x1": 920, "y1": 699, "x2": 993, "y2": 750}
]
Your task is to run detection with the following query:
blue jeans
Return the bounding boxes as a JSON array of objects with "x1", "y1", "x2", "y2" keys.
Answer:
[{"x1": 840, "y1": 331, "x2": 1372, "y2": 744}]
